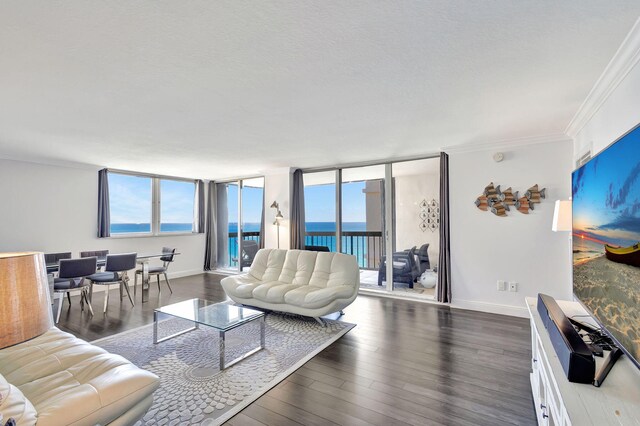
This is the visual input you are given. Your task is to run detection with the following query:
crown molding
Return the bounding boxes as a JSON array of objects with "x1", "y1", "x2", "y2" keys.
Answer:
[
  {"x1": 565, "y1": 18, "x2": 640, "y2": 138},
  {"x1": 441, "y1": 133, "x2": 571, "y2": 154}
]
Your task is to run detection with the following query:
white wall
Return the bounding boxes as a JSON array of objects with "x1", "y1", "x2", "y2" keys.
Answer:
[
  {"x1": 0, "y1": 159, "x2": 206, "y2": 277},
  {"x1": 449, "y1": 140, "x2": 573, "y2": 317},
  {"x1": 263, "y1": 168, "x2": 292, "y2": 250}
]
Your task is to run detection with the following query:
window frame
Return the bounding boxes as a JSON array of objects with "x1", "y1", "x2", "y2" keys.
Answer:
[{"x1": 107, "y1": 170, "x2": 199, "y2": 238}]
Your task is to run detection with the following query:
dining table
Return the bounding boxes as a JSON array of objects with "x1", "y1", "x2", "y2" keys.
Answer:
[{"x1": 46, "y1": 252, "x2": 181, "y2": 303}]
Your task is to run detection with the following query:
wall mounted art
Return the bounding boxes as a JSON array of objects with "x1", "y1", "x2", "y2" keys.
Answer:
[
  {"x1": 475, "y1": 183, "x2": 546, "y2": 217},
  {"x1": 419, "y1": 199, "x2": 439, "y2": 232}
]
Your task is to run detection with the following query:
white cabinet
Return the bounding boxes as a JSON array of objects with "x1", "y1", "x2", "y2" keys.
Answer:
[{"x1": 526, "y1": 297, "x2": 640, "y2": 425}]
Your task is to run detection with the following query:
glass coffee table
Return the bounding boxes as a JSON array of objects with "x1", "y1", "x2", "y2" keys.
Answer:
[{"x1": 153, "y1": 299, "x2": 265, "y2": 370}]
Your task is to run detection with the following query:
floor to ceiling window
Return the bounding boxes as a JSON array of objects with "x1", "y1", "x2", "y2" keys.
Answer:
[
  {"x1": 216, "y1": 177, "x2": 264, "y2": 272},
  {"x1": 303, "y1": 156, "x2": 439, "y2": 300},
  {"x1": 388, "y1": 158, "x2": 440, "y2": 298},
  {"x1": 340, "y1": 165, "x2": 385, "y2": 270},
  {"x1": 303, "y1": 171, "x2": 338, "y2": 252}
]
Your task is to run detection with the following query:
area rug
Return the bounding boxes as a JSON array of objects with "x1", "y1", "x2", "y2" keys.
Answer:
[{"x1": 93, "y1": 311, "x2": 355, "y2": 425}]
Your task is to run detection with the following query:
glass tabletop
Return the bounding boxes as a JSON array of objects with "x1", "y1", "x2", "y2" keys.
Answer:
[{"x1": 154, "y1": 299, "x2": 264, "y2": 331}]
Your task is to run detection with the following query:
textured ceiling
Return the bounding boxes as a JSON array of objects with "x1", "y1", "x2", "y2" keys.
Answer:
[{"x1": 0, "y1": 1, "x2": 638, "y2": 179}]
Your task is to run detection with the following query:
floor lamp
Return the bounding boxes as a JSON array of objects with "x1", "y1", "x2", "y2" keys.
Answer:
[{"x1": 271, "y1": 201, "x2": 284, "y2": 248}]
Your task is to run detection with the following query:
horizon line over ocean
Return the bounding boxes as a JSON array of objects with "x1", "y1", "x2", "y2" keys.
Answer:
[{"x1": 111, "y1": 221, "x2": 370, "y2": 234}]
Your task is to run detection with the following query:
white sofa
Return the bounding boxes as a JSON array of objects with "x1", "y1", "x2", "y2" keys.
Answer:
[
  {"x1": 221, "y1": 249, "x2": 360, "y2": 321},
  {"x1": 0, "y1": 328, "x2": 159, "y2": 426}
]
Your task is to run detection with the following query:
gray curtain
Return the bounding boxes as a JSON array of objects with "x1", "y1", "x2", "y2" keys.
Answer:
[
  {"x1": 437, "y1": 152, "x2": 452, "y2": 303},
  {"x1": 259, "y1": 185, "x2": 266, "y2": 249},
  {"x1": 290, "y1": 169, "x2": 306, "y2": 249},
  {"x1": 97, "y1": 168, "x2": 110, "y2": 238},
  {"x1": 204, "y1": 182, "x2": 217, "y2": 270},
  {"x1": 194, "y1": 180, "x2": 205, "y2": 233},
  {"x1": 216, "y1": 183, "x2": 229, "y2": 267}
]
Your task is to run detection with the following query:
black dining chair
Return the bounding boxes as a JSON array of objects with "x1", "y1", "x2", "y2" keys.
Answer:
[
  {"x1": 88, "y1": 253, "x2": 137, "y2": 313},
  {"x1": 53, "y1": 257, "x2": 97, "y2": 323},
  {"x1": 134, "y1": 247, "x2": 176, "y2": 296},
  {"x1": 80, "y1": 250, "x2": 109, "y2": 270},
  {"x1": 44, "y1": 252, "x2": 72, "y2": 275}
]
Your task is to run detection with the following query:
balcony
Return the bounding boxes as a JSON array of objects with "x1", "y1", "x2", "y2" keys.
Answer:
[
  {"x1": 227, "y1": 231, "x2": 383, "y2": 270},
  {"x1": 305, "y1": 231, "x2": 383, "y2": 270}
]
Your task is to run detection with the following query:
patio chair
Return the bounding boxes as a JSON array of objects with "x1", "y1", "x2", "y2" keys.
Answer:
[
  {"x1": 377, "y1": 246, "x2": 421, "y2": 288},
  {"x1": 415, "y1": 244, "x2": 430, "y2": 273},
  {"x1": 232, "y1": 240, "x2": 260, "y2": 267}
]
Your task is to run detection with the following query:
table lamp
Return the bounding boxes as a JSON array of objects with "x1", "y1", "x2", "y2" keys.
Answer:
[{"x1": 0, "y1": 252, "x2": 53, "y2": 349}]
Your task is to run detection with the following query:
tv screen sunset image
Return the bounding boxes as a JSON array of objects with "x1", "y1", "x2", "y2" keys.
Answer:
[{"x1": 572, "y1": 125, "x2": 640, "y2": 365}]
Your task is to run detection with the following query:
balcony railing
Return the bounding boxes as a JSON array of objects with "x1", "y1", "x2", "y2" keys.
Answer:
[
  {"x1": 226, "y1": 230, "x2": 383, "y2": 270},
  {"x1": 228, "y1": 231, "x2": 260, "y2": 267},
  {"x1": 305, "y1": 231, "x2": 383, "y2": 270}
]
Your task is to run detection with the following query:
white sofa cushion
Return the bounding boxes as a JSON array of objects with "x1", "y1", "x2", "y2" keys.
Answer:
[
  {"x1": 0, "y1": 328, "x2": 159, "y2": 426},
  {"x1": 222, "y1": 273, "x2": 261, "y2": 299},
  {"x1": 277, "y1": 250, "x2": 318, "y2": 285},
  {"x1": 252, "y1": 282, "x2": 300, "y2": 304},
  {"x1": 283, "y1": 285, "x2": 355, "y2": 309},
  {"x1": 0, "y1": 373, "x2": 37, "y2": 426},
  {"x1": 248, "y1": 249, "x2": 287, "y2": 281}
]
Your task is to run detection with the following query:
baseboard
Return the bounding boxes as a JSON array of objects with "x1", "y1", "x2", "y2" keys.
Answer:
[
  {"x1": 166, "y1": 269, "x2": 205, "y2": 279},
  {"x1": 66, "y1": 269, "x2": 204, "y2": 294},
  {"x1": 451, "y1": 299, "x2": 529, "y2": 318}
]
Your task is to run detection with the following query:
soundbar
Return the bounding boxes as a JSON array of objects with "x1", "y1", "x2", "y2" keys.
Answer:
[{"x1": 537, "y1": 294, "x2": 595, "y2": 384}]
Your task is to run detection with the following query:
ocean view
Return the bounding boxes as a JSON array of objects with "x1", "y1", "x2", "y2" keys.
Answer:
[
  {"x1": 111, "y1": 223, "x2": 193, "y2": 233},
  {"x1": 111, "y1": 221, "x2": 377, "y2": 267},
  {"x1": 111, "y1": 221, "x2": 368, "y2": 234}
]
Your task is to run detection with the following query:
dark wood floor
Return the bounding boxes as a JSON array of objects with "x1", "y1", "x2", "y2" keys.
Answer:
[{"x1": 58, "y1": 273, "x2": 536, "y2": 426}]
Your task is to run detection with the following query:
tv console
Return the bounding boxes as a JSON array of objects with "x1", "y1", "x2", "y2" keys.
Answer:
[{"x1": 526, "y1": 297, "x2": 640, "y2": 425}]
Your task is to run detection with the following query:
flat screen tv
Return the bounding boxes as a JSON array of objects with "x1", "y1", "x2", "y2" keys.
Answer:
[{"x1": 572, "y1": 123, "x2": 640, "y2": 370}]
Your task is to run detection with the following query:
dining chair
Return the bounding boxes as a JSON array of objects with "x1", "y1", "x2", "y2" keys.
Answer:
[
  {"x1": 134, "y1": 247, "x2": 176, "y2": 296},
  {"x1": 80, "y1": 250, "x2": 109, "y2": 270},
  {"x1": 44, "y1": 252, "x2": 72, "y2": 275},
  {"x1": 53, "y1": 257, "x2": 97, "y2": 323},
  {"x1": 87, "y1": 253, "x2": 136, "y2": 313}
]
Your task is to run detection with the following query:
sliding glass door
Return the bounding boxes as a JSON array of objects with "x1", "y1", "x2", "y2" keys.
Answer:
[
  {"x1": 341, "y1": 165, "x2": 385, "y2": 274},
  {"x1": 304, "y1": 171, "x2": 338, "y2": 252},
  {"x1": 302, "y1": 156, "x2": 439, "y2": 299},
  {"x1": 390, "y1": 158, "x2": 439, "y2": 298},
  {"x1": 240, "y1": 178, "x2": 264, "y2": 271},
  {"x1": 216, "y1": 177, "x2": 264, "y2": 272}
]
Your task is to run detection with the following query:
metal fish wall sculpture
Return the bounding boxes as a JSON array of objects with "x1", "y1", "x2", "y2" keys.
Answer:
[
  {"x1": 474, "y1": 195, "x2": 489, "y2": 211},
  {"x1": 525, "y1": 184, "x2": 546, "y2": 204},
  {"x1": 515, "y1": 197, "x2": 533, "y2": 214},
  {"x1": 475, "y1": 183, "x2": 545, "y2": 216}
]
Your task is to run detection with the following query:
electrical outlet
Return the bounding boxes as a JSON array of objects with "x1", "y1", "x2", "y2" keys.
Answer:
[
  {"x1": 497, "y1": 280, "x2": 507, "y2": 291},
  {"x1": 508, "y1": 282, "x2": 518, "y2": 292}
]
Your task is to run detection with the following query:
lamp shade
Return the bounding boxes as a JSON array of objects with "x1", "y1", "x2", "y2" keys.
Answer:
[
  {"x1": 0, "y1": 252, "x2": 53, "y2": 349},
  {"x1": 552, "y1": 200, "x2": 572, "y2": 232}
]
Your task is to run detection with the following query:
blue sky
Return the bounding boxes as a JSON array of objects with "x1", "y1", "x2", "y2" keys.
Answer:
[
  {"x1": 225, "y1": 183, "x2": 264, "y2": 223},
  {"x1": 109, "y1": 174, "x2": 369, "y2": 225},
  {"x1": 305, "y1": 181, "x2": 367, "y2": 222},
  {"x1": 572, "y1": 125, "x2": 640, "y2": 247},
  {"x1": 109, "y1": 174, "x2": 195, "y2": 224}
]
